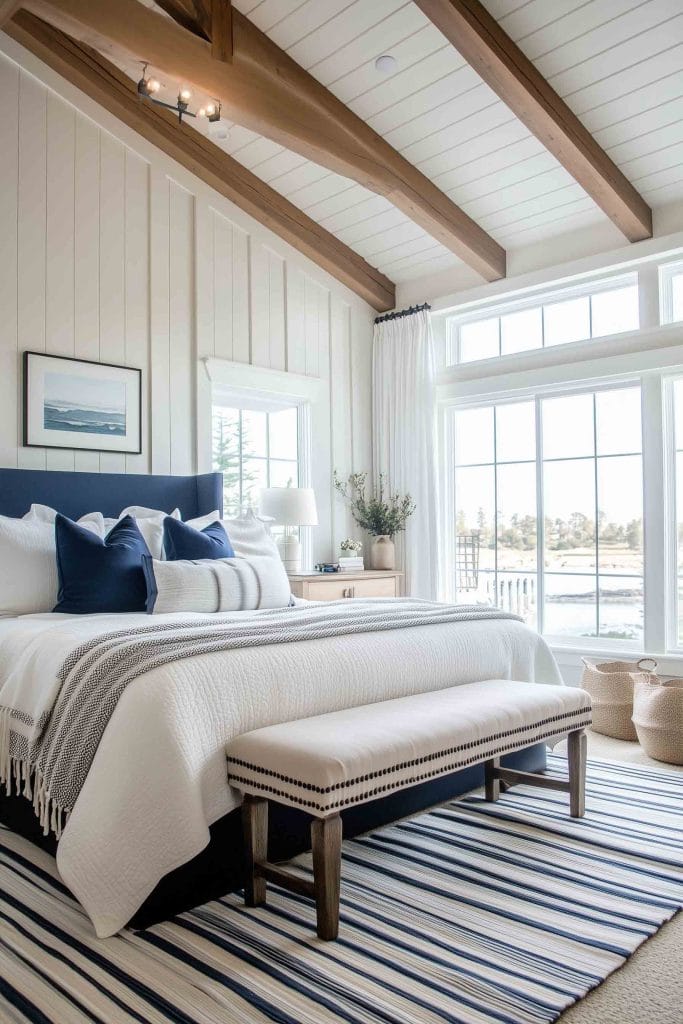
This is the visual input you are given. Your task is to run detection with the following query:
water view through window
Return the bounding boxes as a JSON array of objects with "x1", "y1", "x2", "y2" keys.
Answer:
[{"x1": 453, "y1": 386, "x2": 643, "y2": 643}]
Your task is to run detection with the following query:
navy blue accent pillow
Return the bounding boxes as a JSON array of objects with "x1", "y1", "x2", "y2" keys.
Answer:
[
  {"x1": 54, "y1": 514, "x2": 151, "y2": 614},
  {"x1": 163, "y1": 516, "x2": 235, "y2": 561}
]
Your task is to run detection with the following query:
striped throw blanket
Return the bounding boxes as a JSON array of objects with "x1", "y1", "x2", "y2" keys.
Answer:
[{"x1": 0, "y1": 599, "x2": 520, "y2": 839}]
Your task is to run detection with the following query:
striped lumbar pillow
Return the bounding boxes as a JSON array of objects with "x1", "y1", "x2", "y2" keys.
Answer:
[{"x1": 142, "y1": 553, "x2": 292, "y2": 614}]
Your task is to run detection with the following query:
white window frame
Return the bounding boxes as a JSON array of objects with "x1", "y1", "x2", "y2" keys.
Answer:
[
  {"x1": 437, "y1": 330, "x2": 683, "y2": 667},
  {"x1": 203, "y1": 358, "x2": 326, "y2": 571},
  {"x1": 664, "y1": 373, "x2": 683, "y2": 652},
  {"x1": 212, "y1": 405, "x2": 300, "y2": 509},
  {"x1": 446, "y1": 271, "x2": 639, "y2": 366},
  {"x1": 444, "y1": 378, "x2": 645, "y2": 647},
  {"x1": 659, "y1": 259, "x2": 683, "y2": 324}
]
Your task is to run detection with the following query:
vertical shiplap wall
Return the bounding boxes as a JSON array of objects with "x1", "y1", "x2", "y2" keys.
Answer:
[{"x1": 0, "y1": 48, "x2": 374, "y2": 559}]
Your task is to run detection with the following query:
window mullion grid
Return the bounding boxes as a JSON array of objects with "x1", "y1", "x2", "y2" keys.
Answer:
[
  {"x1": 265, "y1": 411, "x2": 271, "y2": 488},
  {"x1": 593, "y1": 394, "x2": 600, "y2": 641},
  {"x1": 442, "y1": 407, "x2": 457, "y2": 603},
  {"x1": 535, "y1": 396, "x2": 545, "y2": 634},
  {"x1": 297, "y1": 402, "x2": 312, "y2": 570},
  {"x1": 541, "y1": 305, "x2": 546, "y2": 349},
  {"x1": 493, "y1": 407, "x2": 499, "y2": 607},
  {"x1": 642, "y1": 372, "x2": 669, "y2": 653},
  {"x1": 238, "y1": 410, "x2": 244, "y2": 513},
  {"x1": 447, "y1": 271, "x2": 639, "y2": 367}
]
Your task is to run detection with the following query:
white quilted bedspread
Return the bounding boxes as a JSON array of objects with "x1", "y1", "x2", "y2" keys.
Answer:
[{"x1": 0, "y1": 602, "x2": 561, "y2": 937}]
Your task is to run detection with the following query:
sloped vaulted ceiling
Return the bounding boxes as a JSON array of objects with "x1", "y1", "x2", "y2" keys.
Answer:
[{"x1": 5, "y1": 0, "x2": 682, "y2": 306}]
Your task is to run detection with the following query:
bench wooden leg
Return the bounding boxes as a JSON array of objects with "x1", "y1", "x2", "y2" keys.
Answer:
[
  {"x1": 484, "y1": 756, "x2": 500, "y2": 801},
  {"x1": 242, "y1": 795, "x2": 268, "y2": 906},
  {"x1": 311, "y1": 814, "x2": 342, "y2": 941},
  {"x1": 485, "y1": 729, "x2": 587, "y2": 818},
  {"x1": 567, "y1": 728, "x2": 587, "y2": 818}
]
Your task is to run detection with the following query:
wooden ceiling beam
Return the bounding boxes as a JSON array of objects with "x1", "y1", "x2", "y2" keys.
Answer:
[
  {"x1": 154, "y1": 0, "x2": 204, "y2": 38},
  {"x1": 414, "y1": 0, "x2": 652, "y2": 243},
  {"x1": 0, "y1": 1, "x2": 21, "y2": 28},
  {"x1": 22, "y1": 0, "x2": 506, "y2": 281},
  {"x1": 154, "y1": 0, "x2": 232, "y2": 61},
  {"x1": 6, "y1": 10, "x2": 395, "y2": 311},
  {"x1": 208, "y1": 1, "x2": 232, "y2": 64}
]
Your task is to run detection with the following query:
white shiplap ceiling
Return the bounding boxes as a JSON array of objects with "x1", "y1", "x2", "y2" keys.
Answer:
[{"x1": 142, "y1": 1, "x2": 683, "y2": 286}]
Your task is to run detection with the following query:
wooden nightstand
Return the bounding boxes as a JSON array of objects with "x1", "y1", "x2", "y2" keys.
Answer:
[{"x1": 288, "y1": 570, "x2": 404, "y2": 601}]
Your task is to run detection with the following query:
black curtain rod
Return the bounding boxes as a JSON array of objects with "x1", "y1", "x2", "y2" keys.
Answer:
[{"x1": 374, "y1": 302, "x2": 431, "y2": 324}]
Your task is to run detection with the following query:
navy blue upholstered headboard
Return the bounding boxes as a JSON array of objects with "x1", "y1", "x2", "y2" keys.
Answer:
[{"x1": 0, "y1": 469, "x2": 223, "y2": 521}]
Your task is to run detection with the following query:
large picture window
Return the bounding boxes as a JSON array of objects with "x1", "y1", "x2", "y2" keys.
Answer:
[
  {"x1": 452, "y1": 385, "x2": 644, "y2": 644},
  {"x1": 673, "y1": 378, "x2": 683, "y2": 646}
]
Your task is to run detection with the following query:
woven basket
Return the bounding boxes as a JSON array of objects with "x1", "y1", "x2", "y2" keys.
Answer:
[
  {"x1": 580, "y1": 657, "x2": 657, "y2": 740},
  {"x1": 632, "y1": 676, "x2": 683, "y2": 764}
]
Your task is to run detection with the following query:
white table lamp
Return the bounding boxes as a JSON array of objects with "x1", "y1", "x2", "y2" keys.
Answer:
[{"x1": 259, "y1": 487, "x2": 318, "y2": 573}]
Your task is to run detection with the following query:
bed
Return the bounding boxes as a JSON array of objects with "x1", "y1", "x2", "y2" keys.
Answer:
[{"x1": 0, "y1": 468, "x2": 560, "y2": 937}]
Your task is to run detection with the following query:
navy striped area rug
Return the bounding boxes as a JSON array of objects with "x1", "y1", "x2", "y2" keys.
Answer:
[{"x1": 1, "y1": 754, "x2": 681, "y2": 1024}]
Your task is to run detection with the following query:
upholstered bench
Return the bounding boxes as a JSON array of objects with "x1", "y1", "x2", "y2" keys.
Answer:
[{"x1": 227, "y1": 679, "x2": 592, "y2": 940}]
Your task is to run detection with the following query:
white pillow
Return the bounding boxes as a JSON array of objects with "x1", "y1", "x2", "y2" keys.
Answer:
[
  {"x1": 0, "y1": 510, "x2": 100, "y2": 617},
  {"x1": 24, "y1": 503, "x2": 105, "y2": 536},
  {"x1": 27, "y1": 503, "x2": 187, "y2": 559},
  {"x1": 220, "y1": 511, "x2": 280, "y2": 559},
  {"x1": 102, "y1": 506, "x2": 182, "y2": 560},
  {"x1": 184, "y1": 510, "x2": 222, "y2": 530},
  {"x1": 143, "y1": 553, "x2": 291, "y2": 614}
]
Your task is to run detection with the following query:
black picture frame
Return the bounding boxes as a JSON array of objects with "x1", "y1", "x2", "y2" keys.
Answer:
[{"x1": 23, "y1": 351, "x2": 143, "y2": 455}]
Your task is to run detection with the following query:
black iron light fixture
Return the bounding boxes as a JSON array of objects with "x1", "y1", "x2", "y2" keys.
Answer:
[{"x1": 137, "y1": 64, "x2": 221, "y2": 124}]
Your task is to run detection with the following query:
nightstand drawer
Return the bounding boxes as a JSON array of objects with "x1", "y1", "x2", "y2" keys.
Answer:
[
  {"x1": 350, "y1": 577, "x2": 397, "y2": 598},
  {"x1": 290, "y1": 573, "x2": 402, "y2": 601},
  {"x1": 305, "y1": 580, "x2": 357, "y2": 601}
]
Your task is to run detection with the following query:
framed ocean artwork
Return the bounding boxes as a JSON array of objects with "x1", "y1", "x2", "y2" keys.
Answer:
[{"x1": 23, "y1": 352, "x2": 142, "y2": 454}]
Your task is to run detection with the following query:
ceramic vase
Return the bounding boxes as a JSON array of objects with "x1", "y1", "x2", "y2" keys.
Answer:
[{"x1": 370, "y1": 535, "x2": 395, "y2": 570}]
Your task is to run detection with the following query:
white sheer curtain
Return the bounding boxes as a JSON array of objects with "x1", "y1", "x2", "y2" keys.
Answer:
[{"x1": 372, "y1": 306, "x2": 439, "y2": 600}]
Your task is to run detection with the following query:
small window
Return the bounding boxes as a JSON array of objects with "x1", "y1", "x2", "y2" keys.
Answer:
[
  {"x1": 544, "y1": 296, "x2": 590, "y2": 347},
  {"x1": 447, "y1": 275, "x2": 639, "y2": 365},
  {"x1": 675, "y1": 275, "x2": 683, "y2": 322},
  {"x1": 212, "y1": 404, "x2": 299, "y2": 517},
  {"x1": 500, "y1": 307, "x2": 543, "y2": 355},
  {"x1": 660, "y1": 260, "x2": 683, "y2": 324},
  {"x1": 591, "y1": 285, "x2": 639, "y2": 338},
  {"x1": 458, "y1": 318, "x2": 499, "y2": 361}
]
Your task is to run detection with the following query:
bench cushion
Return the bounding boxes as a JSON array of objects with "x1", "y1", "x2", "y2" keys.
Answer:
[{"x1": 226, "y1": 680, "x2": 592, "y2": 817}]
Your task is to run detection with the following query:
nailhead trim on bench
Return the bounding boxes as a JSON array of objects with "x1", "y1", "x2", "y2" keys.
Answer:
[{"x1": 227, "y1": 708, "x2": 592, "y2": 812}]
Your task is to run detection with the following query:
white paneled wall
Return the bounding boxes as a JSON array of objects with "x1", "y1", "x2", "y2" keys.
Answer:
[{"x1": 0, "y1": 44, "x2": 374, "y2": 560}]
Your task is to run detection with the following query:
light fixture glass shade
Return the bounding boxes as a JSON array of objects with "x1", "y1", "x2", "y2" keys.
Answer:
[{"x1": 259, "y1": 487, "x2": 318, "y2": 526}]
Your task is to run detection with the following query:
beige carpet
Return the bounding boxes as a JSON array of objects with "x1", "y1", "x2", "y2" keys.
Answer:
[{"x1": 557, "y1": 730, "x2": 683, "y2": 1023}]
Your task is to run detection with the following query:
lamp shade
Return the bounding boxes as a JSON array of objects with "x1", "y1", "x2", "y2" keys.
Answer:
[{"x1": 259, "y1": 487, "x2": 318, "y2": 527}]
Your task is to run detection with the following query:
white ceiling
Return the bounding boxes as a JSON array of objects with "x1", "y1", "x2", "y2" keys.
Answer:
[{"x1": 136, "y1": 0, "x2": 683, "y2": 286}]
